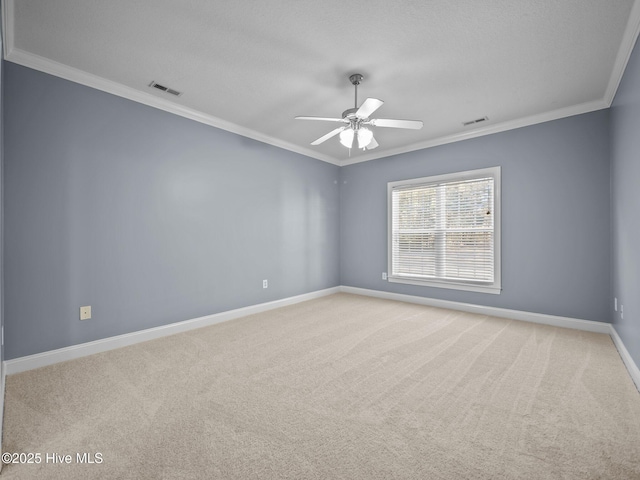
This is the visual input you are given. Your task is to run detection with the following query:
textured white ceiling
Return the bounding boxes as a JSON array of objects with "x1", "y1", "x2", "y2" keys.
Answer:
[{"x1": 4, "y1": 0, "x2": 640, "y2": 165}]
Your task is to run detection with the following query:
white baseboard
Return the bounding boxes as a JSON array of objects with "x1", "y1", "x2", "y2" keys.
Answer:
[
  {"x1": 0, "y1": 358, "x2": 4, "y2": 455},
  {"x1": 4, "y1": 287, "x2": 340, "y2": 375},
  {"x1": 340, "y1": 286, "x2": 611, "y2": 333},
  {"x1": 5, "y1": 285, "x2": 639, "y2": 393},
  {"x1": 340, "y1": 286, "x2": 640, "y2": 390},
  {"x1": 609, "y1": 325, "x2": 640, "y2": 392}
]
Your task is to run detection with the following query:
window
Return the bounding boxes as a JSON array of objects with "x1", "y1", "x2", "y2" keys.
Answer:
[{"x1": 388, "y1": 167, "x2": 501, "y2": 294}]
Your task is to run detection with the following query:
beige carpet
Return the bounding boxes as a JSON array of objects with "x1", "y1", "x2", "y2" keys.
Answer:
[{"x1": 2, "y1": 293, "x2": 640, "y2": 479}]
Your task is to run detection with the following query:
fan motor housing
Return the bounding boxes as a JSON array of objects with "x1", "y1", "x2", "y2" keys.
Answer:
[{"x1": 342, "y1": 107, "x2": 358, "y2": 119}]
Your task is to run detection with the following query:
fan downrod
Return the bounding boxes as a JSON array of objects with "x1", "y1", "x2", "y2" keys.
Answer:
[{"x1": 346, "y1": 73, "x2": 365, "y2": 117}]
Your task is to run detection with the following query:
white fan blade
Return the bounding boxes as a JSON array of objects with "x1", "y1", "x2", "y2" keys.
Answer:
[
  {"x1": 296, "y1": 116, "x2": 347, "y2": 123},
  {"x1": 368, "y1": 118, "x2": 423, "y2": 129},
  {"x1": 366, "y1": 136, "x2": 379, "y2": 150},
  {"x1": 355, "y1": 98, "x2": 384, "y2": 119},
  {"x1": 311, "y1": 126, "x2": 346, "y2": 145}
]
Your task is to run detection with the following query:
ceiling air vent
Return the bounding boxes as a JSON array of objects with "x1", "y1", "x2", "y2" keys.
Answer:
[
  {"x1": 148, "y1": 81, "x2": 182, "y2": 97},
  {"x1": 463, "y1": 116, "x2": 489, "y2": 127}
]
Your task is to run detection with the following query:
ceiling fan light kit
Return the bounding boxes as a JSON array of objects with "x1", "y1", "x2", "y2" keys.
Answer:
[
  {"x1": 339, "y1": 128, "x2": 355, "y2": 148},
  {"x1": 357, "y1": 127, "x2": 373, "y2": 149},
  {"x1": 295, "y1": 73, "x2": 423, "y2": 152}
]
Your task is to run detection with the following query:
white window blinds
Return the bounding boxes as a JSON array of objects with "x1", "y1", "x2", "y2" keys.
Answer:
[{"x1": 388, "y1": 168, "x2": 500, "y2": 294}]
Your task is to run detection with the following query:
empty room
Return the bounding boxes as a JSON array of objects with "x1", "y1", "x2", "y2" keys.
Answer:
[{"x1": 1, "y1": 1, "x2": 639, "y2": 478}]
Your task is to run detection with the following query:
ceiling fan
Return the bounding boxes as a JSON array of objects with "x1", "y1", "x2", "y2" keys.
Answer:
[{"x1": 295, "y1": 73, "x2": 423, "y2": 151}]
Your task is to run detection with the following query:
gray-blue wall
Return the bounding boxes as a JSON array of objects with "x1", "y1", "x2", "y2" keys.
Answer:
[
  {"x1": 340, "y1": 111, "x2": 611, "y2": 323},
  {"x1": 3, "y1": 57, "x2": 633, "y2": 363},
  {"x1": 4, "y1": 63, "x2": 340, "y2": 359},
  {"x1": 0, "y1": 9, "x2": 4, "y2": 448},
  {"x1": 1, "y1": 10, "x2": 4, "y2": 366},
  {"x1": 611, "y1": 37, "x2": 640, "y2": 367}
]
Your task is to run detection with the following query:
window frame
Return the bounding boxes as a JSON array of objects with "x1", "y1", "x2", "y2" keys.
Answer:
[{"x1": 387, "y1": 166, "x2": 501, "y2": 295}]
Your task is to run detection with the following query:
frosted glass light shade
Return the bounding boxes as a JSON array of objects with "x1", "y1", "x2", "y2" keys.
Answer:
[
  {"x1": 357, "y1": 127, "x2": 373, "y2": 148},
  {"x1": 339, "y1": 128, "x2": 355, "y2": 148}
]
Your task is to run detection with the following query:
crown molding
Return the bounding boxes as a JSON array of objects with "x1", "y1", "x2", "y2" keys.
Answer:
[
  {"x1": 3, "y1": 43, "x2": 610, "y2": 169},
  {"x1": 340, "y1": 99, "x2": 609, "y2": 166},
  {"x1": 605, "y1": 0, "x2": 640, "y2": 105},
  {"x1": 5, "y1": 48, "x2": 341, "y2": 166},
  {"x1": 2, "y1": 7, "x2": 340, "y2": 167},
  {"x1": 2, "y1": 0, "x2": 14, "y2": 59},
  {"x1": 3, "y1": 0, "x2": 639, "y2": 167}
]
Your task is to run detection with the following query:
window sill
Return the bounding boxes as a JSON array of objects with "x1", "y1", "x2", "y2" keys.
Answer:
[{"x1": 388, "y1": 275, "x2": 501, "y2": 295}]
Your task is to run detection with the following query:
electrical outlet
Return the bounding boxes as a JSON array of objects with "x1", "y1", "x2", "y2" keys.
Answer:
[
  {"x1": 614, "y1": 297, "x2": 618, "y2": 311},
  {"x1": 263, "y1": 279, "x2": 268, "y2": 289},
  {"x1": 382, "y1": 272, "x2": 388, "y2": 280},
  {"x1": 80, "y1": 306, "x2": 92, "y2": 320}
]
